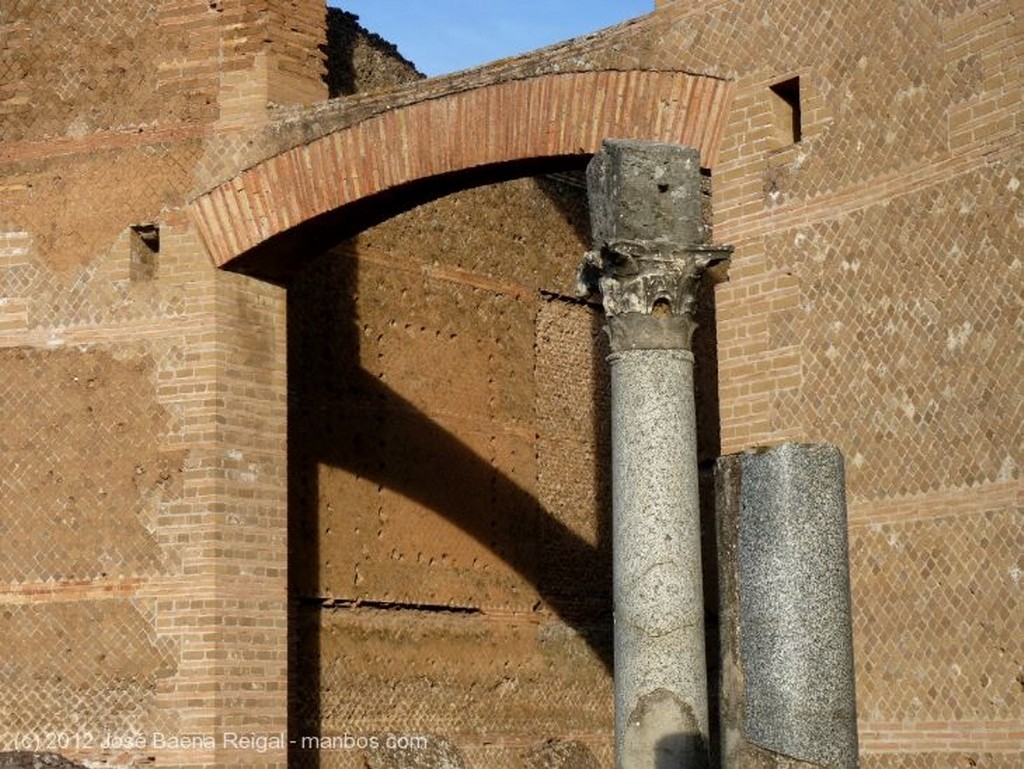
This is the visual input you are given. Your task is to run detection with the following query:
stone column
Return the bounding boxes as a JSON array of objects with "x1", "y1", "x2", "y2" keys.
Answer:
[
  {"x1": 579, "y1": 140, "x2": 731, "y2": 769},
  {"x1": 716, "y1": 443, "x2": 859, "y2": 769}
]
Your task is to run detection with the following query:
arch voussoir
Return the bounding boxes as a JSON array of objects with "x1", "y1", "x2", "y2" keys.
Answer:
[{"x1": 188, "y1": 69, "x2": 735, "y2": 269}]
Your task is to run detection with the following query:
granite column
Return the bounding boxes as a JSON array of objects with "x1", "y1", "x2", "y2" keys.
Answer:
[
  {"x1": 715, "y1": 444, "x2": 859, "y2": 769},
  {"x1": 579, "y1": 140, "x2": 731, "y2": 769}
]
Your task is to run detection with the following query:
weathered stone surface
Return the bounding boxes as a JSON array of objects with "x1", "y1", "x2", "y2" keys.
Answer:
[
  {"x1": 586, "y1": 140, "x2": 706, "y2": 248},
  {"x1": 585, "y1": 241, "x2": 730, "y2": 352},
  {"x1": 716, "y1": 443, "x2": 858, "y2": 769},
  {"x1": 0, "y1": 755, "x2": 88, "y2": 769},
  {"x1": 587, "y1": 139, "x2": 731, "y2": 768},
  {"x1": 621, "y1": 688, "x2": 705, "y2": 769},
  {"x1": 580, "y1": 139, "x2": 731, "y2": 353},
  {"x1": 610, "y1": 348, "x2": 707, "y2": 769},
  {"x1": 522, "y1": 739, "x2": 601, "y2": 769}
]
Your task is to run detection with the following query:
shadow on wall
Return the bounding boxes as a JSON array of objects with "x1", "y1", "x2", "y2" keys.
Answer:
[
  {"x1": 285, "y1": 211, "x2": 615, "y2": 767},
  {"x1": 285, "y1": 172, "x2": 724, "y2": 767},
  {"x1": 693, "y1": 244, "x2": 724, "y2": 769}
]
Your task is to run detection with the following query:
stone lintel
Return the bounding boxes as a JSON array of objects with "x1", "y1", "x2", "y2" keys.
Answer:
[{"x1": 587, "y1": 139, "x2": 706, "y2": 246}]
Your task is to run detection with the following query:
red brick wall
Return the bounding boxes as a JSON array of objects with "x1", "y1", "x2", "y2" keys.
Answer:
[
  {"x1": 647, "y1": 1, "x2": 1023, "y2": 764},
  {"x1": 0, "y1": 2, "x2": 315, "y2": 766},
  {"x1": 1, "y1": 1, "x2": 1020, "y2": 767}
]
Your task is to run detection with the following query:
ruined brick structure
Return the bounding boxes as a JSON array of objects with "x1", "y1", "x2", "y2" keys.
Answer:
[{"x1": 0, "y1": 1, "x2": 1020, "y2": 768}]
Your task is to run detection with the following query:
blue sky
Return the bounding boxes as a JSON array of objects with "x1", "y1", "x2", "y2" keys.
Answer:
[{"x1": 328, "y1": 1, "x2": 654, "y2": 77}]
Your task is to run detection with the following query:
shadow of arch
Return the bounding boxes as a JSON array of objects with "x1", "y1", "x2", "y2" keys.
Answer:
[
  {"x1": 298, "y1": 371, "x2": 613, "y2": 642},
  {"x1": 286, "y1": 196, "x2": 724, "y2": 767},
  {"x1": 199, "y1": 66, "x2": 737, "y2": 766},
  {"x1": 286, "y1": 225, "x2": 615, "y2": 765}
]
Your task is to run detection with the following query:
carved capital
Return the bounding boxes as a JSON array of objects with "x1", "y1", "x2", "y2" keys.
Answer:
[{"x1": 577, "y1": 238, "x2": 732, "y2": 352}]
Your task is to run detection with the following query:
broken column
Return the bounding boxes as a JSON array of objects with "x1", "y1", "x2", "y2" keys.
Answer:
[
  {"x1": 716, "y1": 443, "x2": 859, "y2": 769},
  {"x1": 578, "y1": 139, "x2": 731, "y2": 769}
]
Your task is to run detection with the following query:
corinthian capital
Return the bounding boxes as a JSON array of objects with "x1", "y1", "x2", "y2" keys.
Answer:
[{"x1": 577, "y1": 238, "x2": 731, "y2": 353}]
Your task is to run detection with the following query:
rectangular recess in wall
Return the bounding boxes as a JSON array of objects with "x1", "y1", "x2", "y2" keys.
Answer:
[
  {"x1": 129, "y1": 224, "x2": 159, "y2": 282},
  {"x1": 768, "y1": 77, "x2": 802, "y2": 149}
]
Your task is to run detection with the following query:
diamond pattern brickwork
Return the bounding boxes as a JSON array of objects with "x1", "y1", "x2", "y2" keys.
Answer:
[
  {"x1": 862, "y1": 753, "x2": 1024, "y2": 769},
  {"x1": 765, "y1": 158, "x2": 1022, "y2": 501},
  {"x1": 757, "y1": 0, "x2": 951, "y2": 207},
  {"x1": 0, "y1": 0, "x2": 218, "y2": 144},
  {"x1": 0, "y1": 216, "x2": 274, "y2": 765},
  {"x1": 534, "y1": 299, "x2": 612, "y2": 623},
  {"x1": 647, "y1": 0, "x2": 974, "y2": 190},
  {"x1": 292, "y1": 606, "x2": 611, "y2": 769},
  {"x1": 850, "y1": 509, "x2": 1023, "y2": 724},
  {"x1": 0, "y1": 346, "x2": 186, "y2": 583},
  {"x1": 0, "y1": 227, "x2": 193, "y2": 335},
  {"x1": 0, "y1": 599, "x2": 178, "y2": 744},
  {"x1": 0, "y1": 142, "x2": 202, "y2": 273},
  {"x1": 639, "y1": 0, "x2": 1023, "y2": 211}
]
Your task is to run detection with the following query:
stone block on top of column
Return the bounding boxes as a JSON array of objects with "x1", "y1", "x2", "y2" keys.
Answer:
[
  {"x1": 577, "y1": 139, "x2": 732, "y2": 354},
  {"x1": 587, "y1": 140, "x2": 706, "y2": 247}
]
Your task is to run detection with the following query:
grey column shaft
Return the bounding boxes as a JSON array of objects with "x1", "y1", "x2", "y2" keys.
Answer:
[
  {"x1": 612, "y1": 348, "x2": 708, "y2": 769},
  {"x1": 579, "y1": 139, "x2": 731, "y2": 769},
  {"x1": 716, "y1": 443, "x2": 859, "y2": 769}
]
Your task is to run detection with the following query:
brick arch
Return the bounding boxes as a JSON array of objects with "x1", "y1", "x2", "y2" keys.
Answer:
[{"x1": 188, "y1": 69, "x2": 735, "y2": 269}]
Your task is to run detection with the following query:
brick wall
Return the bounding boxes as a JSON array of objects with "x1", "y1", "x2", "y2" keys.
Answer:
[
  {"x1": 276, "y1": 1, "x2": 1022, "y2": 766},
  {"x1": 0, "y1": 206, "x2": 289, "y2": 769},
  {"x1": 640, "y1": 1, "x2": 1023, "y2": 764},
  {"x1": 286, "y1": 176, "x2": 618, "y2": 767},
  {"x1": 323, "y1": 8, "x2": 422, "y2": 97},
  {"x1": 0, "y1": 1, "x2": 311, "y2": 766},
  {"x1": 1, "y1": 0, "x2": 1020, "y2": 768}
]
